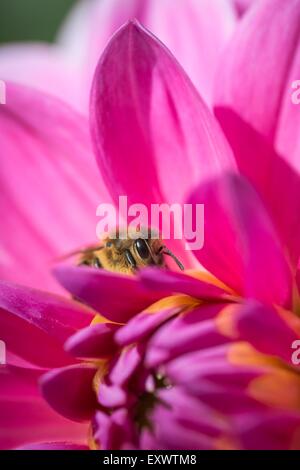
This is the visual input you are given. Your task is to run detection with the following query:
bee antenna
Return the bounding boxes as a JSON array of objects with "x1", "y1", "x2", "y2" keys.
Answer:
[{"x1": 161, "y1": 246, "x2": 184, "y2": 271}]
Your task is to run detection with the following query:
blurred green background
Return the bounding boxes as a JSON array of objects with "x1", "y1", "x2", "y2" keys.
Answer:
[{"x1": 0, "y1": 0, "x2": 77, "y2": 43}]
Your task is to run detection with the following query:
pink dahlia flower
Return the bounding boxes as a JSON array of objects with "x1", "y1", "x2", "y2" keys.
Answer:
[
  {"x1": 40, "y1": 283, "x2": 300, "y2": 450},
  {"x1": 0, "y1": 0, "x2": 241, "y2": 111},
  {"x1": 1, "y1": 0, "x2": 300, "y2": 450}
]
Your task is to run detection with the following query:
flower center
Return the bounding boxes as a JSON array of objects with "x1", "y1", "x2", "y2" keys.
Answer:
[{"x1": 134, "y1": 373, "x2": 171, "y2": 431}]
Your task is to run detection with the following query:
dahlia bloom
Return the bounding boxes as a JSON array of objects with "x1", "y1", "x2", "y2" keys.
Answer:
[
  {"x1": 40, "y1": 275, "x2": 300, "y2": 449},
  {"x1": 0, "y1": 0, "x2": 241, "y2": 111},
  {"x1": 1, "y1": 0, "x2": 300, "y2": 450}
]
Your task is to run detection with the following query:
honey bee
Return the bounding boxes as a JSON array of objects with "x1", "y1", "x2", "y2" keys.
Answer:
[{"x1": 68, "y1": 228, "x2": 184, "y2": 275}]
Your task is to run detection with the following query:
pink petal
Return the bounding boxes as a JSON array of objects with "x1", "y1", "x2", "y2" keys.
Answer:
[
  {"x1": 65, "y1": 323, "x2": 119, "y2": 359},
  {"x1": 157, "y1": 386, "x2": 228, "y2": 437},
  {"x1": 0, "y1": 82, "x2": 109, "y2": 293},
  {"x1": 109, "y1": 346, "x2": 142, "y2": 386},
  {"x1": 0, "y1": 280, "x2": 95, "y2": 367},
  {"x1": 146, "y1": 303, "x2": 230, "y2": 367},
  {"x1": 139, "y1": 268, "x2": 230, "y2": 300},
  {"x1": 90, "y1": 20, "x2": 236, "y2": 212},
  {"x1": 60, "y1": 0, "x2": 236, "y2": 109},
  {"x1": 17, "y1": 442, "x2": 89, "y2": 450},
  {"x1": 165, "y1": 349, "x2": 263, "y2": 390},
  {"x1": 0, "y1": 44, "x2": 82, "y2": 111},
  {"x1": 232, "y1": 0, "x2": 255, "y2": 16},
  {"x1": 54, "y1": 265, "x2": 165, "y2": 323},
  {"x1": 0, "y1": 366, "x2": 87, "y2": 450},
  {"x1": 93, "y1": 409, "x2": 135, "y2": 450},
  {"x1": 180, "y1": 380, "x2": 264, "y2": 414},
  {"x1": 235, "y1": 412, "x2": 300, "y2": 450},
  {"x1": 234, "y1": 301, "x2": 300, "y2": 363},
  {"x1": 5, "y1": 351, "x2": 37, "y2": 368},
  {"x1": 215, "y1": 0, "x2": 300, "y2": 266},
  {"x1": 40, "y1": 364, "x2": 98, "y2": 422},
  {"x1": 0, "y1": 365, "x2": 42, "y2": 401},
  {"x1": 187, "y1": 174, "x2": 292, "y2": 307},
  {"x1": 141, "y1": 0, "x2": 236, "y2": 105},
  {"x1": 98, "y1": 383, "x2": 128, "y2": 408},
  {"x1": 91, "y1": 20, "x2": 236, "y2": 269},
  {"x1": 141, "y1": 387, "x2": 227, "y2": 450},
  {"x1": 116, "y1": 306, "x2": 179, "y2": 346},
  {"x1": 57, "y1": 0, "x2": 149, "y2": 113},
  {"x1": 215, "y1": 0, "x2": 300, "y2": 145},
  {"x1": 296, "y1": 262, "x2": 300, "y2": 294}
]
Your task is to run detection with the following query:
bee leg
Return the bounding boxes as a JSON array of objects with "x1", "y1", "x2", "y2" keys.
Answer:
[{"x1": 125, "y1": 249, "x2": 137, "y2": 269}]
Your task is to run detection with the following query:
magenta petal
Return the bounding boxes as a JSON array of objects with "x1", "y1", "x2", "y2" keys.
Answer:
[
  {"x1": 187, "y1": 174, "x2": 292, "y2": 307},
  {"x1": 165, "y1": 350, "x2": 263, "y2": 390},
  {"x1": 236, "y1": 412, "x2": 300, "y2": 450},
  {"x1": 0, "y1": 309, "x2": 72, "y2": 368},
  {"x1": 116, "y1": 307, "x2": 179, "y2": 346},
  {"x1": 296, "y1": 263, "x2": 300, "y2": 294},
  {"x1": 141, "y1": 387, "x2": 225, "y2": 450},
  {"x1": 215, "y1": 0, "x2": 300, "y2": 148},
  {"x1": 232, "y1": 0, "x2": 254, "y2": 16},
  {"x1": 0, "y1": 365, "x2": 42, "y2": 401},
  {"x1": 71, "y1": 0, "x2": 236, "y2": 106},
  {"x1": 0, "y1": 366, "x2": 88, "y2": 450},
  {"x1": 215, "y1": 0, "x2": 300, "y2": 266},
  {"x1": 109, "y1": 346, "x2": 142, "y2": 386},
  {"x1": 0, "y1": 82, "x2": 110, "y2": 292},
  {"x1": 0, "y1": 280, "x2": 95, "y2": 338},
  {"x1": 93, "y1": 409, "x2": 135, "y2": 450},
  {"x1": 54, "y1": 265, "x2": 164, "y2": 323},
  {"x1": 143, "y1": 0, "x2": 236, "y2": 104},
  {"x1": 0, "y1": 280, "x2": 95, "y2": 367},
  {"x1": 60, "y1": 0, "x2": 236, "y2": 108},
  {"x1": 17, "y1": 442, "x2": 89, "y2": 450},
  {"x1": 156, "y1": 386, "x2": 227, "y2": 440},
  {"x1": 65, "y1": 323, "x2": 119, "y2": 359},
  {"x1": 146, "y1": 304, "x2": 229, "y2": 367},
  {"x1": 235, "y1": 301, "x2": 300, "y2": 362},
  {"x1": 140, "y1": 268, "x2": 230, "y2": 300},
  {"x1": 98, "y1": 383, "x2": 128, "y2": 408},
  {"x1": 40, "y1": 364, "x2": 98, "y2": 422},
  {"x1": 181, "y1": 381, "x2": 263, "y2": 415},
  {"x1": 5, "y1": 351, "x2": 36, "y2": 368},
  {"x1": 91, "y1": 21, "x2": 236, "y2": 210}
]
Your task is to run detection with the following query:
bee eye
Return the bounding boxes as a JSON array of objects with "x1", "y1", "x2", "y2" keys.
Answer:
[
  {"x1": 106, "y1": 241, "x2": 112, "y2": 247},
  {"x1": 135, "y1": 238, "x2": 150, "y2": 259}
]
